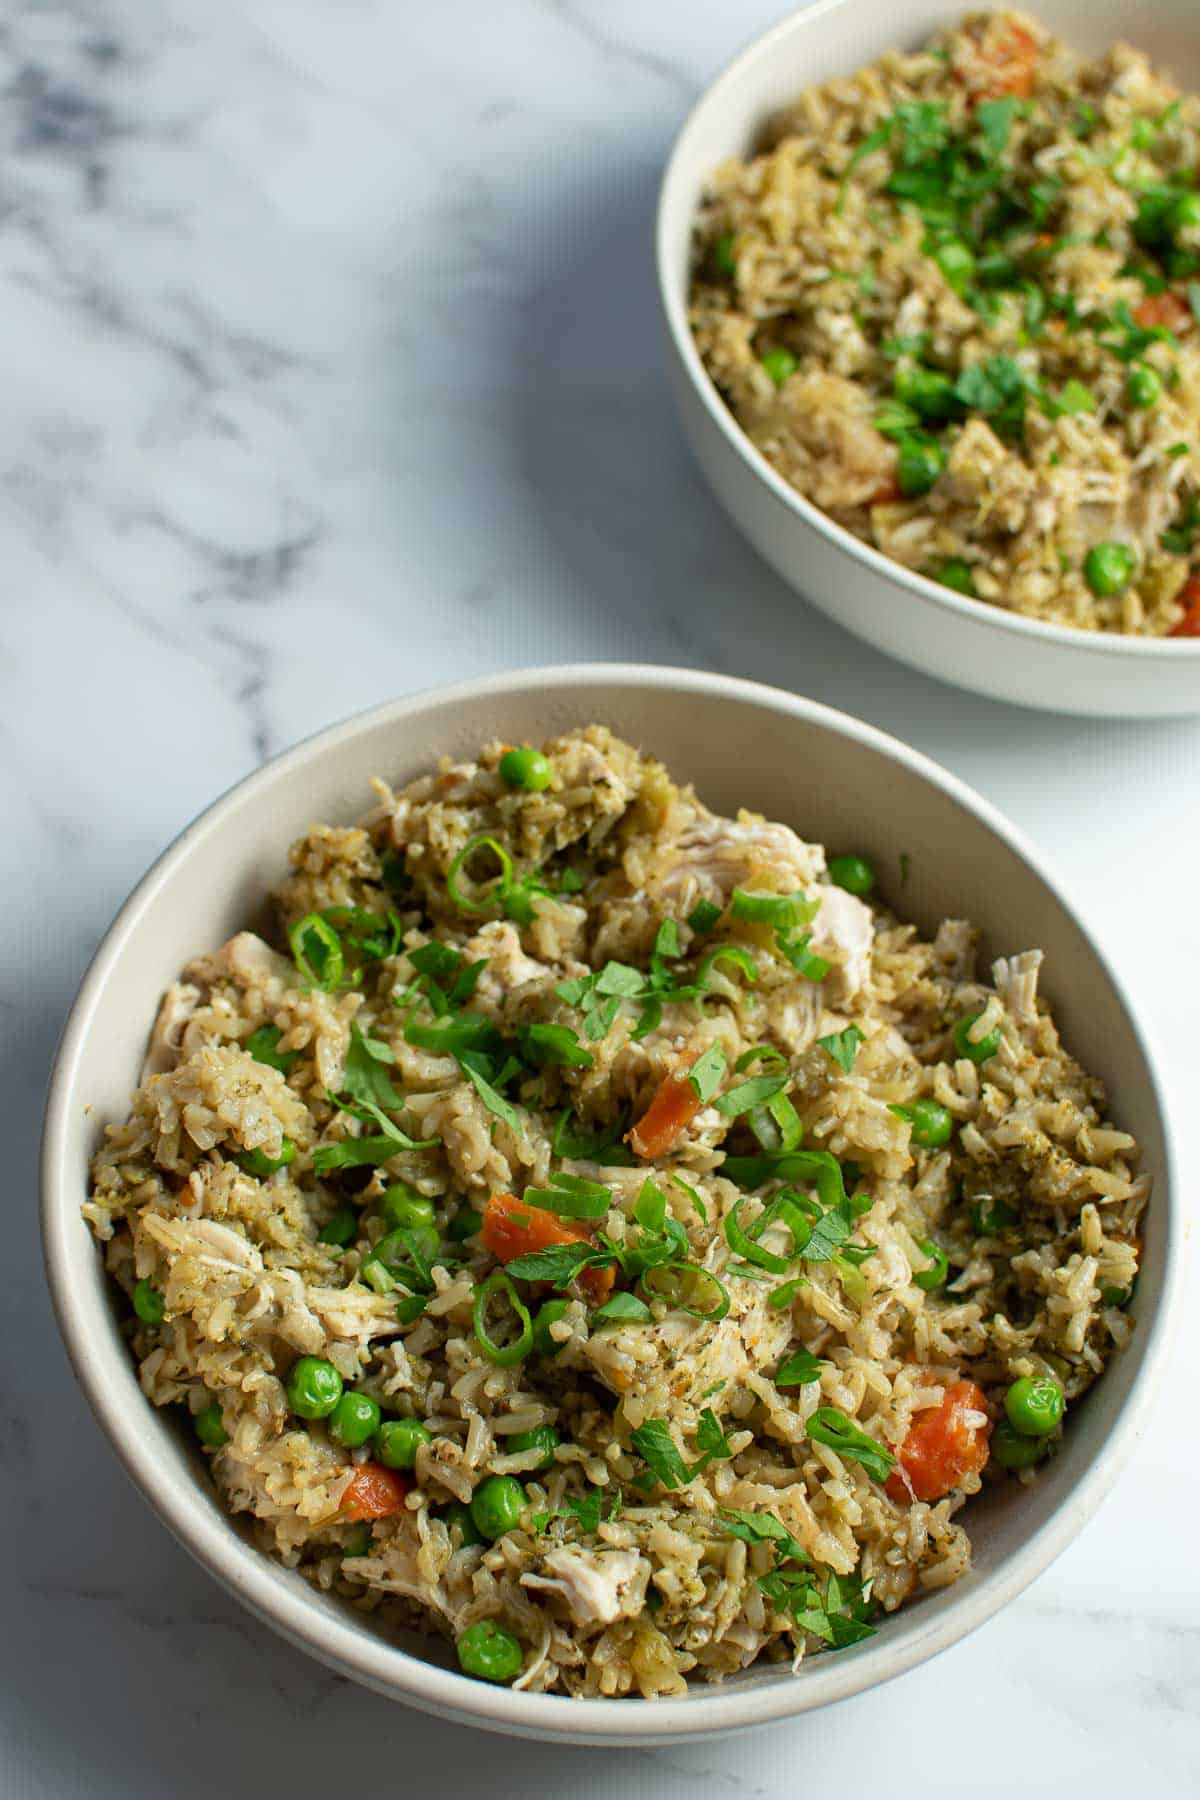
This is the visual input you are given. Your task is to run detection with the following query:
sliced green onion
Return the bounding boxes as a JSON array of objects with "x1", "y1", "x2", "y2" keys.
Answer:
[
  {"x1": 472, "y1": 1270, "x2": 533, "y2": 1367},
  {"x1": 640, "y1": 1261, "x2": 731, "y2": 1320},
  {"x1": 447, "y1": 835, "x2": 514, "y2": 914},
  {"x1": 289, "y1": 913, "x2": 344, "y2": 990},
  {"x1": 723, "y1": 1195, "x2": 790, "y2": 1274},
  {"x1": 734, "y1": 1045, "x2": 787, "y2": 1073},
  {"x1": 696, "y1": 945, "x2": 759, "y2": 990}
]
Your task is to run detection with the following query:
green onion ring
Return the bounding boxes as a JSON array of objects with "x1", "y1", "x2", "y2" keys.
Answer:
[
  {"x1": 734, "y1": 1044, "x2": 788, "y2": 1073},
  {"x1": 472, "y1": 1269, "x2": 533, "y2": 1366},
  {"x1": 724, "y1": 1195, "x2": 791, "y2": 1274},
  {"x1": 639, "y1": 1261, "x2": 731, "y2": 1321},
  {"x1": 288, "y1": 913, "x2": 344, "y2": 991},
  {"x1": 696, "y1": 945, "x2": 759, "y2": 991},
  {"x1": 447, "y1": 835, "x2": 515, "y2": 915}
]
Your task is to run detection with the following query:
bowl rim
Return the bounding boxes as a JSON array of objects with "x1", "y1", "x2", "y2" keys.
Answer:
[
  {"x1": 654, "y1": 0, "x2": 1200, "y2": 664},
  {"x1": 41, "y1": 662, "x2": 1183, "y2": 1742}
]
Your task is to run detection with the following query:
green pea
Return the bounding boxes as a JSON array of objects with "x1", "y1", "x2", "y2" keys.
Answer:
[
  {"x1": 904, "y1": 1098, "x2": 953, "y2": 1149},
  {"x1": 934, "y1": 558, "x2": 976, "y2": 595},
  {"x1": 376, "y1": 1418, "x2": 431, "y2": 1470},
  {"x1": 953, "y1": 1011, "x2": 1001, "y2": 1063},
  {"x1": 897, "y1": 437, "x2": 945, "y2": 497},
  {"x1": 377, "y1": 1185, "x2": 436, "y2": 1232},
  {"x1": 1169, "y1": 190, "x2": 1200, "y2": 238},
  {"x1": 1004, "y1": 1376, "x2": 1064, "y2": 1438},
  {"x1": 506, "y1": 1426, "x2": 560, "y2": 1471},
  {"x1": 827, "y1": 854, "x2": 876, "y2": 897},
  {"x1": 286, "y1": 1356, "x2": 344, "y2": 1420},
  {"x1": 194, "y1": 1402, "x2": 228, "y2": 1449},
  {"x1": 318, "y1": 1206, "x2": 358, "y2": 1248},
  {"x1": 895, "y1": 363, "x2": 960, "y2": 423},
  {"x1": 1126, "y1": 364, "x2": 1162, "y2": 410},
  {"x1": 991, "y1": 1417, "x2": 1045, "y2": 1470},
  {"x1": 448, "y1": 1207, "x2": 483, "y2": 1243},
  {"x1": 531, "y1": 1298, "x2": 569, "y2": 1357},
  {"x1": 133, "y1": 1279, "x2": 164, "y2": 1326},
  {"x1": 933, "y1": 238, "x2": 975, "y2": 294},
  {"x1": 712, "y1": 230, "x2": 737, "y2": 278},
  {"x1": 761, "y1": 348, "x2": 798, "y2": 388},
  {"x1": 971, "y1": 1194, "x2": 1017, "y2": 1235},
  {"x1": 470, "y1": 1475, "x2": 526, "y2": 1542},
  {"x1": 377, "y1": 1225, "x2": 441, "y2": 1268},
  {"x1": 444, "y1": 1501, "x2": 485, "y2": 1548},
  {"x1": 1084, "y1": 542, "x2": 1136, "y2": 598},
  {"x1": 1100, "y1": 1284, "x2": 1132, "y2": 1308},
  {"x1": 456, "y1": 1619, "x2": 524, "y2": 1684},
  {"x1": 235, "y1": 1136, "x2": 297, "y2": 1178},
  {"x1": 329, "y1": 1391, "x2": 382, "y2": 1449},
  {"x1": 342, "y1": 1524, "x2": 373, "y2": 1557},
  {"x1": 912, "y1": 1238, "x2": 948, "y2": 1292},
  {"x1": 498, "y1": 746, "x2": 553, "y2": 792}
]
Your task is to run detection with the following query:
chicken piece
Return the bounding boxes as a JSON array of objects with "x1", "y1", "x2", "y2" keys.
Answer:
[
  {"x1": 461, "y1": 920, "x2": 556, "y2": 1012},
  {"x1": 184, "y1": 931, "x2": 293, "y2": 993},
  {"x1": 992, "y1": 949, "x2": 1043, "y2": 1026},
  {"x1": 521, "y1": 1547, "x2": 647, "y2": 1627},
  {"x1": 142, "y1": 982, "x2": 203, "y2": 1078},
  {"x1": 652, "y1": 812, "x2": 824, "y2": 911},
  {"x1": 811, "y1": 883, "x2": 874, "y2": 1002}
]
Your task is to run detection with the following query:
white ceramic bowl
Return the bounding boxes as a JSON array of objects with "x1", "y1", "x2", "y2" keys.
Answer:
[
  {"x1": 656, "y1": 0, "x2": 1200, "y2": 717},
  {"x1": 42, "y1": 666, "x2": 1180, "y2": 1743}
]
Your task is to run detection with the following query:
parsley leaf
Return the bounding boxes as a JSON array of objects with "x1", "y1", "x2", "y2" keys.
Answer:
[
  {"x1": 503, "y1": 1241, "x2": 606, "y2": 1286},
  {"x1": 461, "y1": 1053, "x2": 523, "y2": 1132},
  {"x1": 592, "y1": 1290, "x2": 652, "y2": 1324},
  {"x1": 718, "y1": 1508, "x2": 808, "y2": 1562},
  {"x1": 631, "y1": 1408, "x2": 734, "y2": 1490},
  {"x1": 688, "y1": 1043, "x2": 727, "y2": 1103},
  {"x1": 518, "y1": 1022, "x2": 594, "y2": 1069},
  {"x1": 244, "y1": 1024, "x2": 298, "y2": 1075},
  {"x1": 806, "y1": 1407, "x2": 895, "y2": 1482},
  {"x1": 817, "y1": 1026, "x2": 864, "y2": 1073},
  {"x1": 342, "y1": 1024, "x2": 402, "y2": 1111},
  {"x1": 713, "y1": 1071, "x2": 789, "y2": 1117},
  {"x1": 775, "y1": 1349, "x2": 827, "y2": 1387}
]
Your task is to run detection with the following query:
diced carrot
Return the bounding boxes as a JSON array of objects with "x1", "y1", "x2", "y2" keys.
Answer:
[
  {"x1": 957, "y1": 18, "x2": 1039, "y2": 101},
  {"x1": 628, "y1": 1054, "x2": 702, "y2": 1160},
  {"x1": 1134, "y1": 291, "x2": 1192, "y2": 332},
  {"x1": 481, "y1": 1192, "x2": 614, "y2": 1303},
  {"x1": 1169, "y1": 574, "x2": 1200, "y2": 637},
  {"x1": 885, "y1": 1378, "x2": 992, "y2": 1505},
  {"x1": 869, "y1": 475, "x2": 902, "y2": 506},
  {"x1": 340, "y1": 1463, "x2": 411, "y2": 1520},
  {"x1": 977, "y1": 19, "x2": 1038, "y2": 97}
]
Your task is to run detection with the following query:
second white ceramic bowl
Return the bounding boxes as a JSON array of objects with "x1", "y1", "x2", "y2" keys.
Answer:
[
  {"x1": 656, "y1": 0, "x2": 1200, "y2": 716},
  {"x1": 41, "y1": 666, "x2": 1180, "y2": 1742}
]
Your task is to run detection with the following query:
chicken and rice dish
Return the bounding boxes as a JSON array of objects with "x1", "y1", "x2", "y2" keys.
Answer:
[
  {"x1": 689, "y1": 10, "x2": 1200, "y2": 637},
  {"x1": 85, "y1": 728, "x2": 1147, "y2": 1696}
]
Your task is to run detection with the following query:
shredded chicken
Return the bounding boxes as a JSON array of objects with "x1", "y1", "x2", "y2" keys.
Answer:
[{"x1": 521, "y1": 1547, "x2": 646, "y2": 1626}]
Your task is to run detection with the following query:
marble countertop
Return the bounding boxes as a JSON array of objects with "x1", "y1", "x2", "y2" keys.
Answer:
[{"x1": 4, "y1": 1, "x2": 1198, "y2": 1791}]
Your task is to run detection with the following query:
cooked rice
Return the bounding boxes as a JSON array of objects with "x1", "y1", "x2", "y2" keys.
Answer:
[
  {"x1": 85, "y1": 726, "x2": 1147, "y2": 1696},
  {"x1": 688, "y1": 10, "x2": 1200, "y2": 636}
]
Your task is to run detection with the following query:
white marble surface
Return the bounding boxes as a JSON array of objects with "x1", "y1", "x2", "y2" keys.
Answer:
[{"x1": 4, "y1": 0, "x2": 1199, "y2": 1791}]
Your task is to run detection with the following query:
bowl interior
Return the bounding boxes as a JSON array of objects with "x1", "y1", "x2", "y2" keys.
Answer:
[
  {"x1": 655, "y1": 0, "x2": 1200, "y2": 684},
  {"x1": 43, "y1": 670, "x2": 1175, "y2": 1741},
  {"x1": 661, "y1": 0, "x2": 1200, "y2": 298}
]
